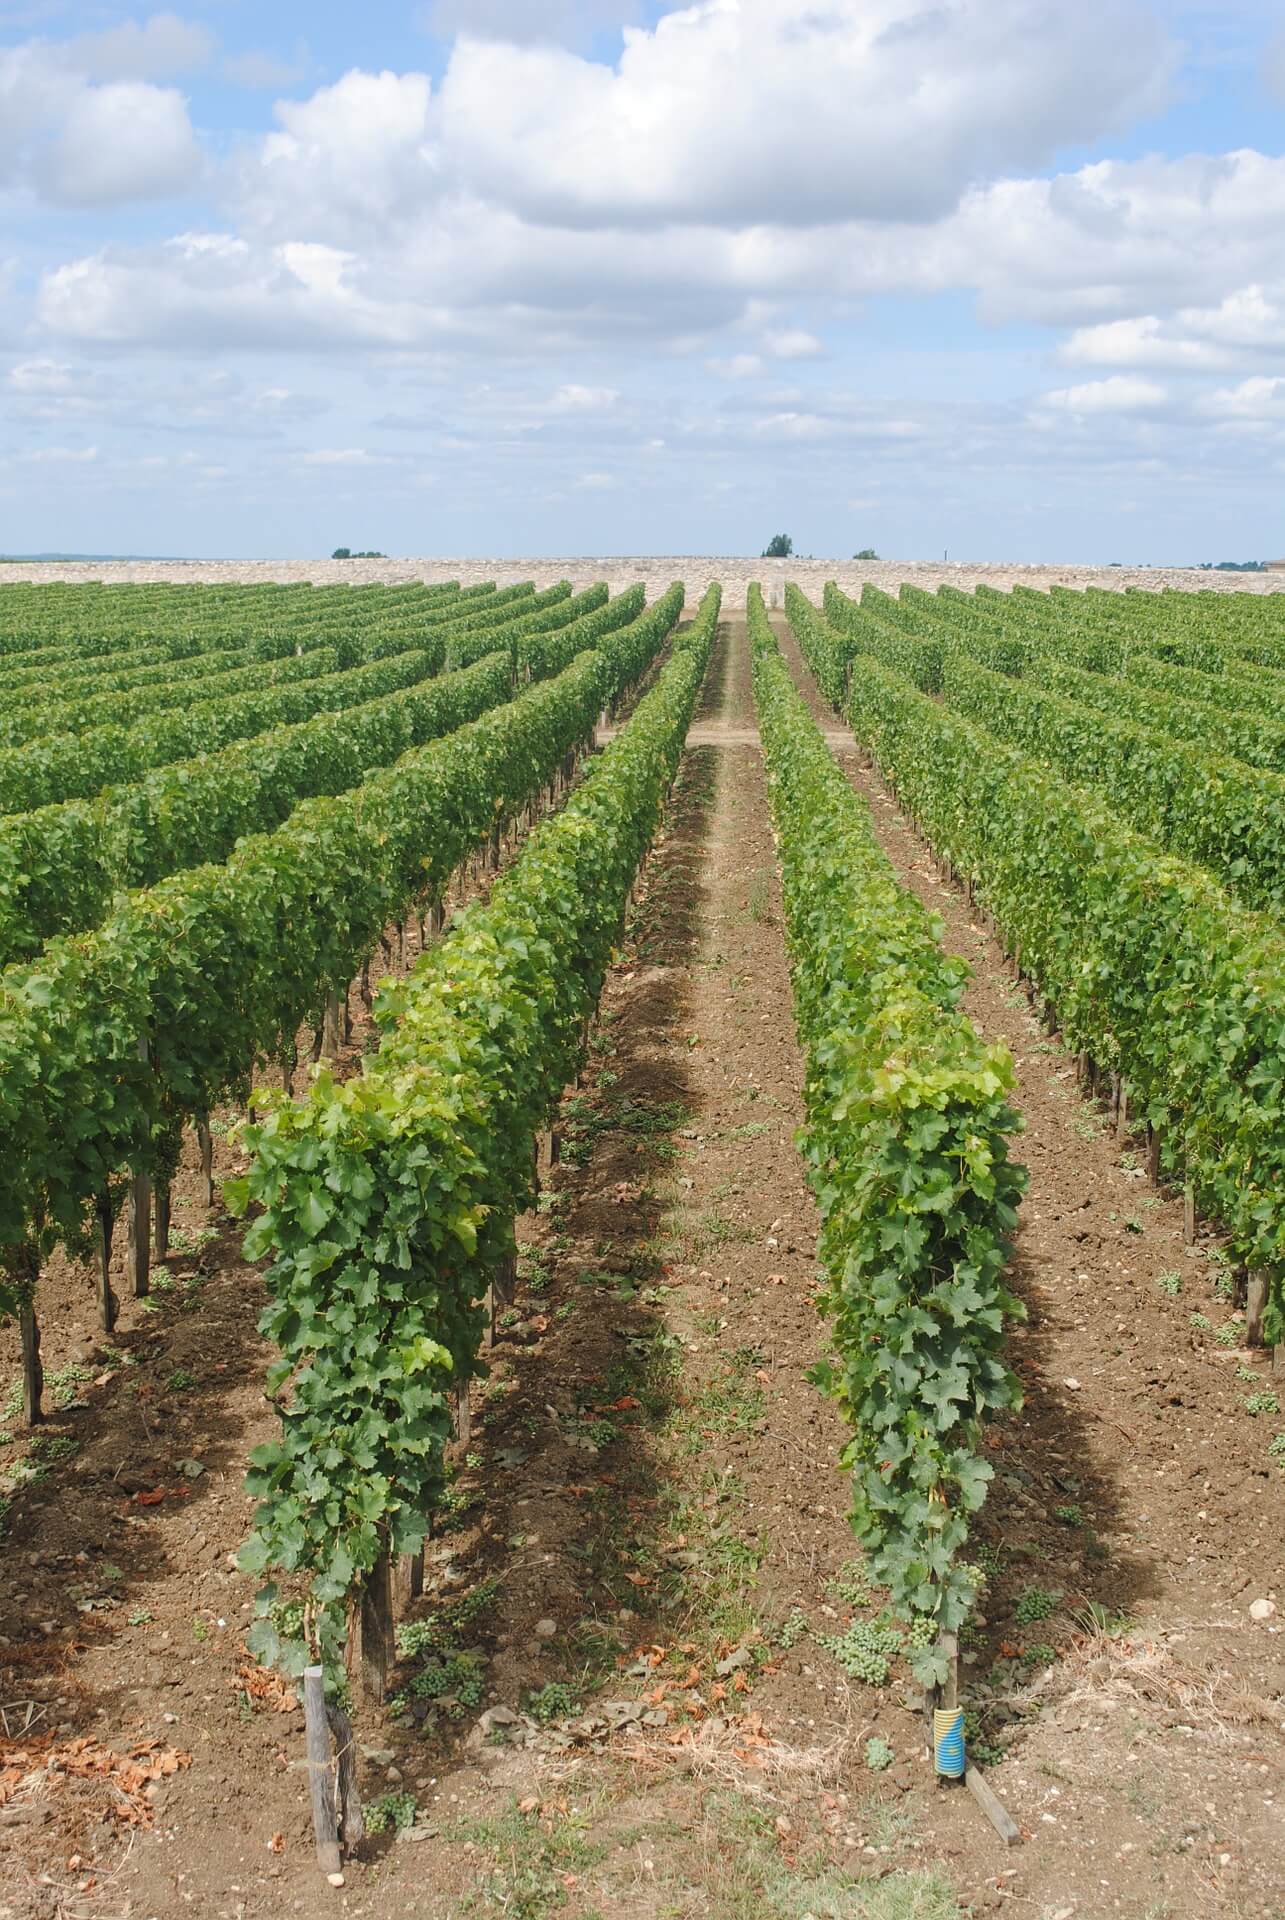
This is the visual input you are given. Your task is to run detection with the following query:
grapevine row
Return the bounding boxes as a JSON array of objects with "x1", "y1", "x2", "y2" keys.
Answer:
[
  {"x1": 0, "y1": 586, "x2": 585, "y2": 815},
  {"x1": 1032, "y1": 656, "x2": 1285, "y2": 775},
  {"x1": 0, "y1": 585, "x2": 688, "y2": 1333},
  {"x1": 0, "y1": 580, "x2": 512, "y2": 736},
  {"x1": 749, "y1": 587, "x2": 1025, "y2": 1664},
  {"x1": 0, "y1": 588, "x2": 655, "y2": 968},
  {"x1": 0, "y1": 653, "x2": 509, "y2": 969},
  {"x1": 0, "y1": 579, "x2": 475, "y2": 668},
  {"x1": 0, "y1": 644, "x2": 430, "y2": 814},
  {"x1": 787, "y1": 593, "x2": 1284, "y2": 1345},
  {"x1": 232, "y1": 584, "x2": 721, "y2": 1677},
  {"x1": 938, "y1": 653, "x2": 1285, "y2": 919}
]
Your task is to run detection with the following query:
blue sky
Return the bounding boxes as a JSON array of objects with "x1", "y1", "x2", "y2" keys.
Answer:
[{"x1": 1, "y1": 1, "x2": 1283, "y2": 561}]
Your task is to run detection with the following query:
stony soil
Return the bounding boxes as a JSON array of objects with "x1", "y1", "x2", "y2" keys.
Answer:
[
  {"x1": 0, "y1": 616, "x2": 1280, "y2": 1920},
  {"x1": 3, "y1": 557, "x2": 1285, "y2": 608}
]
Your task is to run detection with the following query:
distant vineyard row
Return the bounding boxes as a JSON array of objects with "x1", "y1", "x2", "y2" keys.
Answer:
[
  {"x1": 788, "y1": 578, "x2": 1284, "y2": 1347},
  {"x1": 0, "y1": 580, "x2": 688, "y2": 1402}
]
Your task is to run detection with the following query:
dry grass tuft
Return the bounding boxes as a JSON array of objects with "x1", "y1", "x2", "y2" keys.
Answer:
[{"x1": 1058, "y1": 1621, "x2": 1277, "y2": 1746}]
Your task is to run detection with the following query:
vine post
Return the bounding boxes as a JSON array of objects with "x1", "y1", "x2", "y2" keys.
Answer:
[
  {"x1": 127, "y1": 1172, "x2": 151, "y2": 1298},
  {"x1": 9, "y1": 1242, "x2": 43, "y2": 1426},
  {"x1": 153, "y1": 1181, "x2": 171, "y2": 1260},
  {"x1": 127, "y1": 1036, "x2": 151, "y2": 1298},
  {"x1": 321, "y1": 991, "x2": 342, "y2": 1060},
  {"x1": 96, "y1": 1189, "x2": 118, "y2": 1333},
  {"x1": 1115, "y1": 1086, "x2": 1130, "y2": 1144},
  {"x1": 358, "y1": 1548, "x2": 395, "y2": 1704},
  {"x1": 492, "y1": 1248, "x2": 517, "y2": 1342},
  {"x1": 1245, "y1": 1271, "x2": 1269, "y2": 1348},
  {"x1": 196, "y1": 1118, "x2": 215, "y2": 1209},
  {"x1": 302, "y1": 1666, "x2": 342, "y2": 1876},
  {"x1": 397, "y1": 1544, "x2": 424, "y2": 1608}
]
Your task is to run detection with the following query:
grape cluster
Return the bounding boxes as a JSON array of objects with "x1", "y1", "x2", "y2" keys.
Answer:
[{"x1": 816, "y1": 1616, "x2": 903, "y2": 1686}]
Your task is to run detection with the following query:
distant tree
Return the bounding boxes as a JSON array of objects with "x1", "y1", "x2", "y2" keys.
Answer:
[
  {"x1": 853, "y1": 548, "x2": 879, "y2": 560},
  {"x1": 331, "y1": 547, "x2": 352, "y2": 559},
  {"x1": 762, "y1": 533, "x2": 793, "y2": 558}
]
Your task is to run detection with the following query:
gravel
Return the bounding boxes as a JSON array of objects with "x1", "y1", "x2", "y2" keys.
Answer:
[{"x1": 3, "y1": 555, "x2": 1283, "y2": 606}]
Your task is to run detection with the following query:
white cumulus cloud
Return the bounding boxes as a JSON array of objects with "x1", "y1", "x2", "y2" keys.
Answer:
[
  {"x1": 240, "y1": 70, "x2": 436, "y2": 244},
  {"x1": 299, "y1": 448, "x2": 390, "y2": 465},
  {"x1": 1197, "y1": 376, "x2": 1285, "y2": 419},
  {"x1": 436, "y1": 0, "x2": 1172, "y2": 229},
  {"x1": 37, "y1": 81, "x2": 202, "y2": 206},
  {"x1": 0, "y1": 35, "x2": 202, "y2": 206},
  {"x1": 763, "y1": 328, "x2": 823, "y2": 360},
  {"x1": 1058, "y1": 315, "x2": 1234, "y2": 371},
  {"x1": 1043, "y1": 376, "x2": 1170, "y2": 414}
]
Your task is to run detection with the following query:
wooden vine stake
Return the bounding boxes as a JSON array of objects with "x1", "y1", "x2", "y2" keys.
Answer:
[
  {"x1": 153, "y1": 1181, "x2": 171, "y2": 1261},
  {"x1": 327, "y1": 1695, "x2": 363, "y2": 1852},
  {"x1": 15, "y1": 1243, "x2": 42, "y2": 1426},
  {"x1": 398, "y1": 1543, "x2": 424, "y2": 1608},
  {"x1": 359, "y1": 1551, "x2": 395, "y2": 1706},
  {"x1": 303, "y1": 1666, "x2": 342, "y2": 1876},
  {"x1": 321, "y1": 991, "x2": 342, "y2": 1061},
  {"x1": 96, "y1": 1190, "x2": 118, "y2": 1333},
  {"x1": 1183, "y1": 1186, "x2": 1197, "y2": 1247},
  {"x1": 127, "y1": 1035, "x2": 151, "y2": 1298},
  {"x1": 304, "y1": 1667, "x2": 363, "y2": 1873},
  {"x1": 491, "y1": 1250, "x2": 518, "y2": 1342},
  {"x1": 19, "y1": 1302, "x2": 42, "y2": 1428},
  {"x1": 966, "y1": 1764, "x2": 1021, "y2": 1847},
  {"x1": 127, "y1": 1172, "x2": 151, "y2": 1299},
  {"x1": 196, "y1": 1118, "x2": 215, "y2": 1209},
  {"x1": 1245, "y1": 1271, "x2": 1269, "y2": 1348}
]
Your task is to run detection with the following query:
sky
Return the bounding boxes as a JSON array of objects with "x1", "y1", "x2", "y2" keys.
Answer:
[{"x1": 1, "y1": 1, "x2": 1283, "y2": 562}]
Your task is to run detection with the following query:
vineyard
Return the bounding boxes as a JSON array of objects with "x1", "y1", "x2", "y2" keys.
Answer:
[{"x1": 0, "y1": 573, "x2": 1280, "y2": 1920}]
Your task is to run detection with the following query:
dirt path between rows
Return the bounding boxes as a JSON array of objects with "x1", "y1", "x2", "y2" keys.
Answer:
[{"x1": 0, "y1": 618, "x2": 1280, "y2": 1920}]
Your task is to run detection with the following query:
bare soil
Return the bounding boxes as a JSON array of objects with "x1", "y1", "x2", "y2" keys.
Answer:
[
  {"x1": 3, "y1": 559, "x2": 1285, "y2": 609},
  {"x1": 0, "y1": 617, "x2": 1280, "y2": 1920}
]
